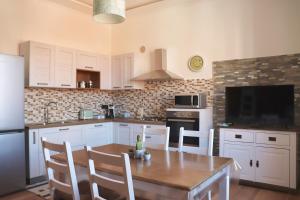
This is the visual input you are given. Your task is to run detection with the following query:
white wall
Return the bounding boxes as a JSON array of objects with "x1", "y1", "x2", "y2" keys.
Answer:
[
  {"x1": 0, "y1": 0, "x2": 110, "y2": 55},
  {"x1": 111, "y1": 0, "x2": 300, "y2": 79},
  {"x1": 1, "y1": 0, "x2": 299, "y2": 79}
]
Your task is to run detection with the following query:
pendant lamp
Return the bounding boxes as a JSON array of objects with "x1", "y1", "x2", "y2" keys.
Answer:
[{"x1": 93, "y1": 0, "x2": 126, "y2": 24}]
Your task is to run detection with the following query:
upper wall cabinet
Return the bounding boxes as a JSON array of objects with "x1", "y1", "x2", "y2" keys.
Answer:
[
  {"x1": 123, "y1": 53, "x2": 135, "y2": 89},
  {"x1": 20, "y1": 41, "x2": 55, "y2": 87},
  {"x1": 111, "y1": 53, "x2": 144, "y2": 90},
  {"x1": 20, "y1": 41, "x2": 111, "y2": 90},
  {"x1": 99, "y1": 55, "x2": 111, "y2": 90},
  {"x1": 76, "y1": 51, "x2": 99, "y2": 72},
  {"x1": 111, "y1": 55, "x2": 123, "y2": 89},
  {"x1": 55, "y1": 47, "x2": 76, "y2": 88}
]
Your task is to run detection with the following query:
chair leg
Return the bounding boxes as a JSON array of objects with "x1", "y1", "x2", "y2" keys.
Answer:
[{"x1": 207, "y1": 190, "x2": 212, "y2": 200}]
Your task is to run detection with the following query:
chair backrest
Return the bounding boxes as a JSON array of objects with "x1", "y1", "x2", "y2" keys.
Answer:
[
  {"x1": 141, "y1": 125, "x2": 170, "y2": 151},
  {"x1": 41, "y1": 137, "x2": 80, "y2": 200},
  {"x1": 178, "y1": 128, "x2": 214, "y2": 156},
  {"x1": 85, "y1": 146, "x2": 135, "y2": 200}
]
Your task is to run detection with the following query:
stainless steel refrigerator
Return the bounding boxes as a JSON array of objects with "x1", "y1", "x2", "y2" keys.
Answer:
[{"x1": 0, "y1": 54, "x2": 25, "y2": 196}]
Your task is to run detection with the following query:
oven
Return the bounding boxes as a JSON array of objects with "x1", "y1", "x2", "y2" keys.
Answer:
[{"x1": 166, "y1": 110, "x2": 200, "y2": 147}]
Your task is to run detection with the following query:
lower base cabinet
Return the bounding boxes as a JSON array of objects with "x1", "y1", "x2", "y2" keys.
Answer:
[
  {"x1": 223, "y1": 143, "x2": 255, "y2": 181},
  {"x1": 26, "y1": 122, "x2": 114, "y2": 183},
  {"x1": 116, "y1": 123, "x2": 131, "y2": 145},
  {"x1": 26, "y1": 122, "x2": 165, "y2": 184},
  {"x1": 131, "y1": 125, "x2": 143, "y2": 146},
  {"x1": 114, "y1": 123, "x2": 165, "y2": 147},
  {"x1": 255, "y1": 147, "x2": 289, "y2": 187},
  {"x1": 220, "y1": 128, "x2": 297, "y2": 189},
  {"x1": 84, "y1": 123, "x2": 113, "y2": 147}
]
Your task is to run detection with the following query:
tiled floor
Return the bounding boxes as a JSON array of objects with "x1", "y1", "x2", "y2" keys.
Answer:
[{"x1": 0, "y1": 185, "x2": 299, "y2": 200}]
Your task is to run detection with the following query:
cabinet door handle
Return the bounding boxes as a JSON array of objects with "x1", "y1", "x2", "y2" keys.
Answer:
[
  {"x1": 59, "y1": 128, "x2": 69, "y2": 131},
  {"x1": 124, "y1": 85, "x2": 133, "y2": 88},
  {"x1": 256, "y1": 160, "x2": 259, "y2": 168},
  {"x1": 37, "y1": 82, "x2": 48, "y2": 86},
  {"x1": 61, "y1": 84, "x2": 71, "y2": 87},
  {"x1": 235, "y1": 134, "x2": 242, "y2": 139},
  {"x1": 119, "y1": 124, "x2": 128, "y2": 127},
  {"x1": 113, "y1": 86, "x2": 121, "y2": 89},
  {"x1": 268, "y1": 137, "x2": 276, "y2": 142},
  {"x1": 33, "y1": 131, "x2": 36, "y2": 145},
  {"x1": 167, "y1": 119, "x2": 196, "y2": 123},
  {"x1": 145, "y1": 136, "x2": 152, "y2": 139},
  {"x1": 85, "y1": 66, "x2": 93, "y2": 69},
  {"x1": 94, "y1": 124, "x2": 103, "y2": 127},
  {"x1": 146, "y1": 125, "x2": 151, "y2": 128},
  {"x1": 249, "y1": 160, "x2": 252, "y2": 167}
]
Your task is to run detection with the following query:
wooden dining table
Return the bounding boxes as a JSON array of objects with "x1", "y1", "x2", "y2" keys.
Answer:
[{"x1": 52, "y1": 144, "x2": 233, "y2": 200}]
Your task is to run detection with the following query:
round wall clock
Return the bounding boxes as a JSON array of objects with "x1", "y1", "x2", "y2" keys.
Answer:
[{"x1": 188, "y1": 55, "x2": 204, "y2": 72}]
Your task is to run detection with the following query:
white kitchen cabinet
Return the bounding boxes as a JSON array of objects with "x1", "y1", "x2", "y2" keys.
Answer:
[
  {"x1": 141, "y1": 125, "x2": 168, "y2": 150},
  {"x1": 76, "y1": 50, "x2": 99, "y2": 71},
  {"x1": 27, "y1": 122, "x2": 166, "y2": 183},
  {"x1": 99, "y1": 55, "x2": 111, "y2": 90},
  {"x1": 84, "y1": 123, "x2": 113, "y2": 147},
  {"x1": 116, "y1": 123, "x2": 132, "y2": 145},
  {"x1": 131, "y1": 124, "x2": 143, "y2": 146},
  {"x1": 111, "y1": 55, "x2": 123, "y2": 89},
  {"x1": 37, "y1": 126, "x2": 85, "y2": 176},
  {"x1": 111, "y1": 53, "x2": 144, "y2": 90},
  {"x1": 37, "y1": 127, "x2": 61, "y2": 177},
  {"x1": 54, "y1": 47, "x2": 76, "y2": 88},
  {"x1": 255, "y1": 147, "x2": 289, "y2": 187},
  {"x1": 223, "y1": 143, "x2": 255, "y2": 181},
  {"x1": 219, "y1": 128, "x2": 297, "y2": 189},
  {"x1": 26, "y1": 129, "x2": 40, "y2": 180},
  {"x1": 123, "y1": 53, "x2": 134, "y2": 89},
  {"x1": 20, "y1": 41, "x2": 55, "y2": 87},
  {"x1": 59, "y1": 126, "x2": 84, "y2": 150},
  {"x1": 118, "y1": 124, "x2": 166, "y2": 147}
]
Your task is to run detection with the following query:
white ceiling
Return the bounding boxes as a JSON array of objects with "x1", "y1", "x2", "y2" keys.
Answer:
[{"x1": 73, "y1": 0, "x2": 162, "y2": 10}]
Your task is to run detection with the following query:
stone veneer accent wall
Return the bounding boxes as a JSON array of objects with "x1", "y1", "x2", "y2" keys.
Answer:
[
  {"x1": 213, "y1": 53, "x2": 300, "y2": 154},
  {"x1": 25, "y1": 79, "x2": 213, "y2": 123}
]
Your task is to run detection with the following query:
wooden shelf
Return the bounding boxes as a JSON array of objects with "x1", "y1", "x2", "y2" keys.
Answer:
[{"x1": 76, "y1": 69, "x2": 100, "y2": 89}]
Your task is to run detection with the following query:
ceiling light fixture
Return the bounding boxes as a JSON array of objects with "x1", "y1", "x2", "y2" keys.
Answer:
[{"x1": 93, "y1": 0, "x2": 126, "y2": 24}]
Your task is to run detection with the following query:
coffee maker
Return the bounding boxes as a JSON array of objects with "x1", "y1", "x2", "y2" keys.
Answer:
[{"x1": 101, "y1": 104, "x2": 115, "y2": 119}]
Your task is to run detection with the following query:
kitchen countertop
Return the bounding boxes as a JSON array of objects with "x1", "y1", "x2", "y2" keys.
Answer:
[
  {"x1": 219, "y1": 125, "x2": 300, "y2": 132},
  {"x1": 26, "y1": 118, "x2": 166, "y2": 129}
]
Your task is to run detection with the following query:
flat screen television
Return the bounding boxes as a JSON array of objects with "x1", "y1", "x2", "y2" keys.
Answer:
[{"x1": 225, "y1": 85, "x2": 294, "y2": 127}]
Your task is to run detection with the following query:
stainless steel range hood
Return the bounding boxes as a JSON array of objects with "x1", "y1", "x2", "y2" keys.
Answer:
[{"x1": 132, "y1": 49, "x2": 183, "y2": 81}]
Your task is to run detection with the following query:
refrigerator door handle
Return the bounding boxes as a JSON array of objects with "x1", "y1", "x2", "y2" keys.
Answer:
[{"x1": 33, "y1": 131, "x2": 36, "y2": 144}]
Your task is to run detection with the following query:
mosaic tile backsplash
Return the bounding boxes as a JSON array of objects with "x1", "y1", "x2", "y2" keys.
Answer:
[
  {"x1": 25, "y1": 79, "x2": 213, "y2": 124},
  {"x1": 113, "y1": 79, "x2": 213, "y2": 118},
  {"x1": 25, "y1": 89, "x2": 113, "y2": 123}
]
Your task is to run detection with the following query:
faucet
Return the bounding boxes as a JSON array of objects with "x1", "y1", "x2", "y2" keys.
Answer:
[{"x1": 43, "y1": 102, "x2": 58, "y2": 124}]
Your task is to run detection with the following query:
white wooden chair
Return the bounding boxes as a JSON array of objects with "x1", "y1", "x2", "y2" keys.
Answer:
[
  {"x1": 85, "y1": 146, "x2": 135, "y2": 200},
  {"x1": 41, "y1": 137, "x2": 91, "y2": 200},
  {"x1": 178, "y1": 128, "x2": 214, "y2": 156},
  {"x1": 178, "y1": 128, "x2": 214, "y2": 200},
  {"x1": 141, "y1": 125, "x2": 170, "y2": 151}
]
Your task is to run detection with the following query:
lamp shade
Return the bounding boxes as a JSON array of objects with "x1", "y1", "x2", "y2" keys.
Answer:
[{"x1": 93, "y1": 0, "x2": 126, "y2": 24}]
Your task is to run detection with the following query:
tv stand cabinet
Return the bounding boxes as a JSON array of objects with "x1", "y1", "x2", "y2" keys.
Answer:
[{"x1": 219, "y1": 128, "x2": 297, "y2": 189}]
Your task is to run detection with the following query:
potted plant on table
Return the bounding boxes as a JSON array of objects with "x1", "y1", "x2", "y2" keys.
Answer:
[
  {"x1": 135, "y1": 135, "x2": 144, "y2": 159},
  {"x1": 143, "y1": 151, "x2": 151, "y2": 161}
]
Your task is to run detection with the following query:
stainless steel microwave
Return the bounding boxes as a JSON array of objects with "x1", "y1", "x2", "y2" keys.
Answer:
[{"x1": 174, "y1": 93, "x2": 207, "y2": 108}]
